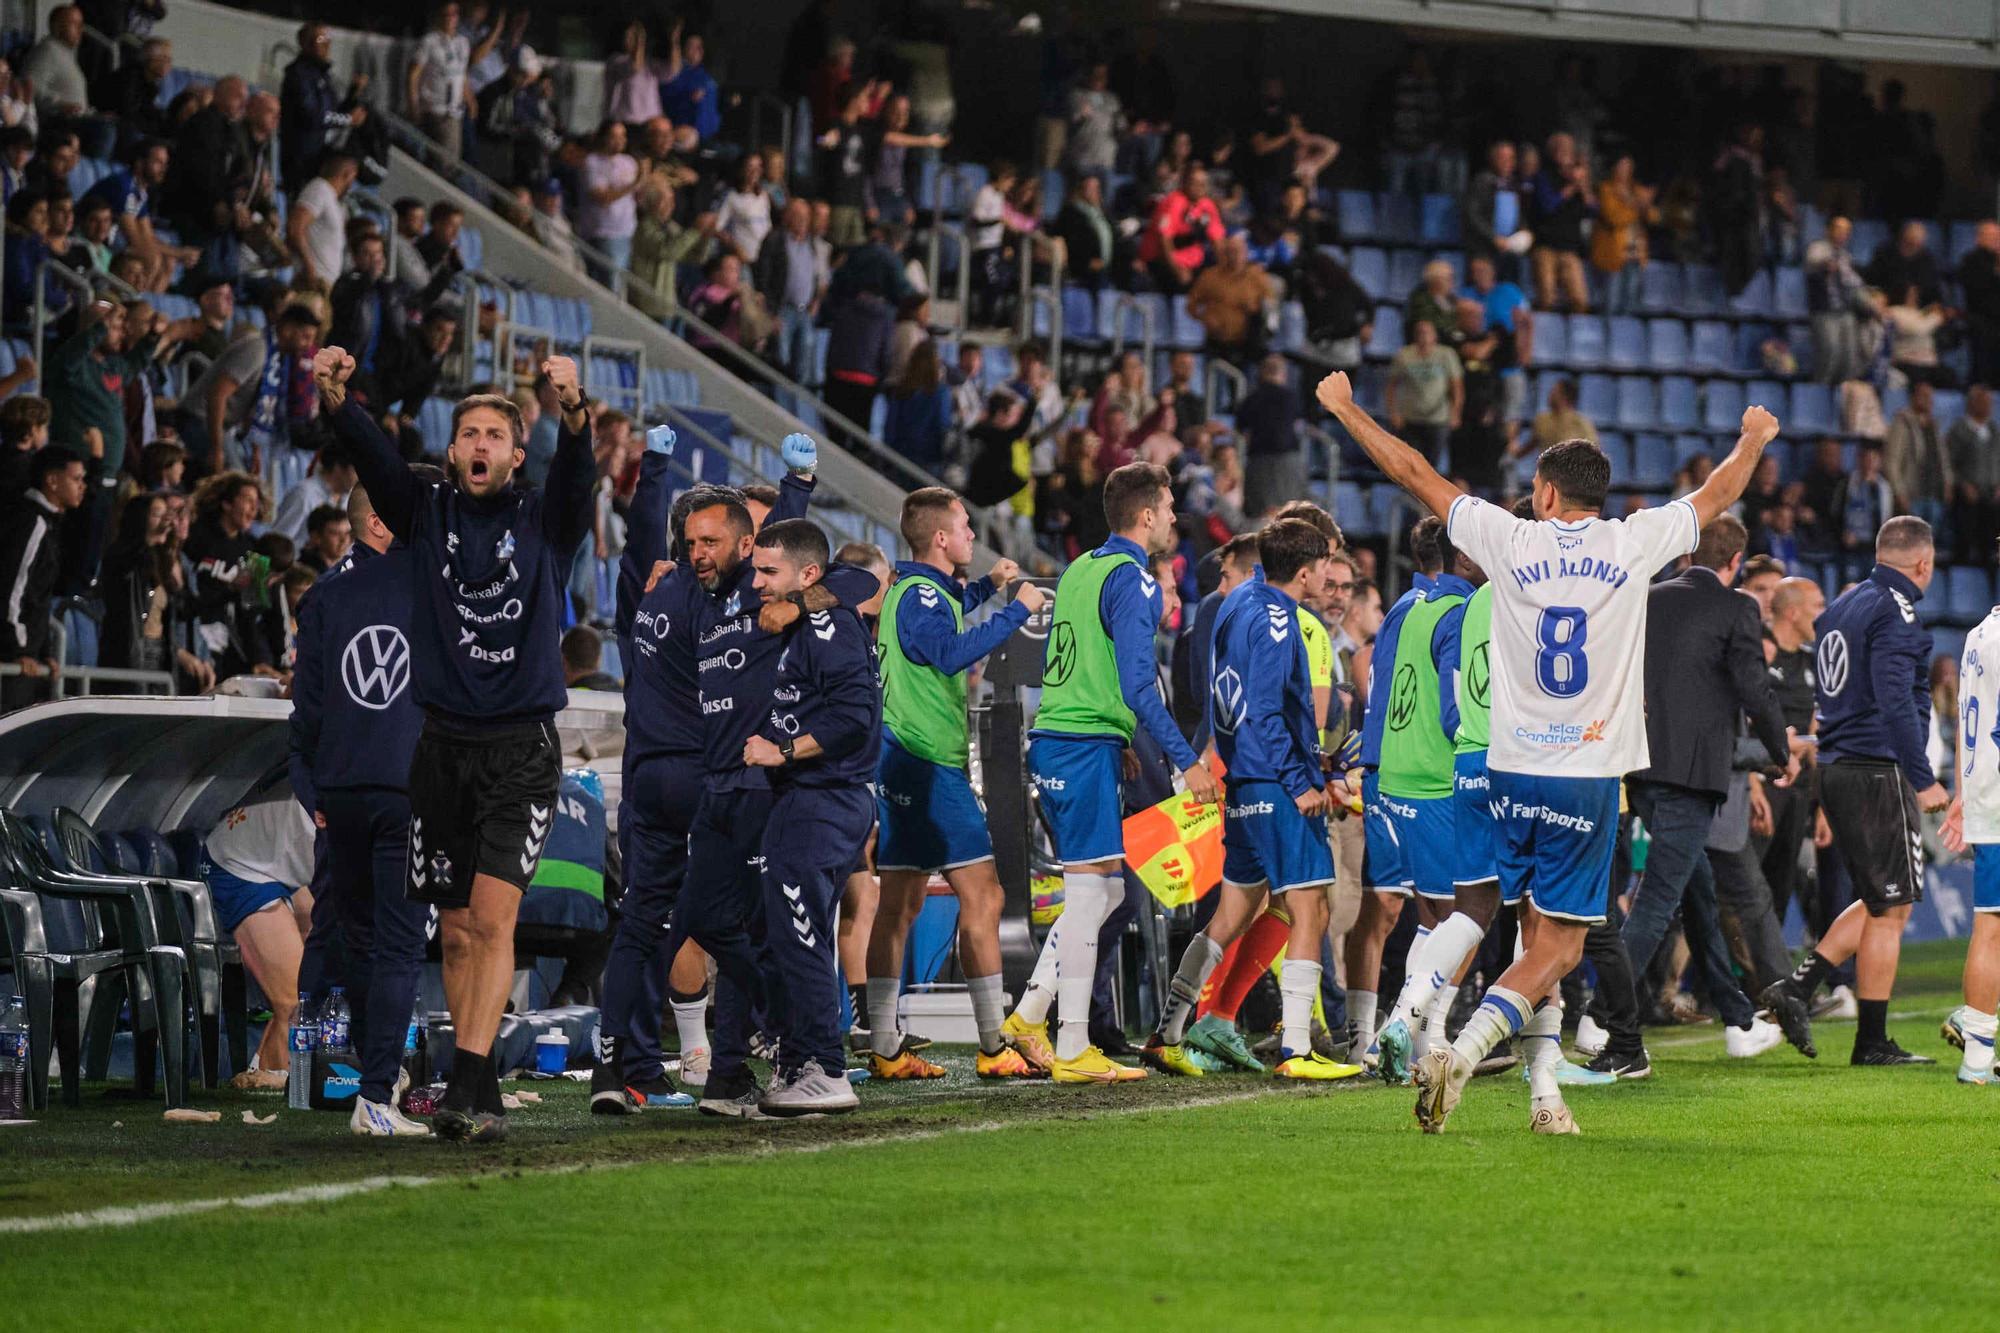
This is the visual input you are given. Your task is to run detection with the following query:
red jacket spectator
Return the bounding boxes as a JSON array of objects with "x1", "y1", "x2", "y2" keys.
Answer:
[{"x1": 1138, "y1": 165, "x2": 1225, "y2": 286}]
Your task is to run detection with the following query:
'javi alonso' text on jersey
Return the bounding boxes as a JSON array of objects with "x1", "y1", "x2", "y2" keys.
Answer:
[{"x1": 1446, "y1": 493, "x2": 1698, "y2": 779}]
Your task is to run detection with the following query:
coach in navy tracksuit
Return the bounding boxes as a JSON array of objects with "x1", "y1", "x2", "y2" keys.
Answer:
[
  {"x1": 1770, "y1": 515, "x2": 1948, "y2": 1065},
  {"x1": 288, "y1": 469, "x2": 432, "y2": 1133},
  {"x1": 592, "y1": 428, "x2": 818, "y2": 1110},
  {"x1": 742, "y1": 518, "x2": 883, "y2": 1115},
  {"x1": 667, "y1": 494, "x2": 879, "y2": 1117}
]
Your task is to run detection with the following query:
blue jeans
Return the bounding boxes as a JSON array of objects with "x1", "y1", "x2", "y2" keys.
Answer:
[
  {"x1": 586, "y1": 234, "x2": 633, "y2": 287},
  {"x1": 776, "y1": 305, "x2": 816, "y2": 386},
  {"x1": 1621, "y1": 780, "x2": 1756, "y2": 1028}
]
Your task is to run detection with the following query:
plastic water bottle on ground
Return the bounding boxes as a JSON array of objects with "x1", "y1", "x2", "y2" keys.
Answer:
[
  {"x1": 405, "y1": 1003, "x2": 422, "y2": 1058},
  {"x1": 287, "y1": 995, "x2": 317, "y2": 1111},
  {"x1": 0, "y1": 995, "x2": 29, "y2": 1120},
  {"x1": 320, "y1": 987, "x2": 352, "y2": 1052}
]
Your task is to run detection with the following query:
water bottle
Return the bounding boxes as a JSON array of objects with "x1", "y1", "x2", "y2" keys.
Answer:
[
  {"x1": 320, "y1": 987, "x2": 352, "y2": 1052},
  {"x1": 0, "y1": 996, "x2": 29, "y2": 1120},
  {"x1": 404, "y1": 1003, "x2": 421, "y2": 1058},
  {"x1": 286, "y1": 994, "x2": 317, "y2": 1111}
]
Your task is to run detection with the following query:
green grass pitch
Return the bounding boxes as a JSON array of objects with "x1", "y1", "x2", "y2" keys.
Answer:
[{"x1": 4, "y1": 940, "x2": 1994, "y2": 1331}]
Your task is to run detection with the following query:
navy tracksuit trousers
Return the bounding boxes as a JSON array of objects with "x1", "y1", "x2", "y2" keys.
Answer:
[
  {"x1": 319, "y1": 787, "x2": 431, "y2": 1104},
  {"x1": 666, "y1": 787, "x2": 776, "y2": 1083},
  {"x1": 759, "y1": 785, "x2": 874, "y2": 1074},
  {"x1": 601, "y1": 753, "x2": 703, "y2": 1080}
]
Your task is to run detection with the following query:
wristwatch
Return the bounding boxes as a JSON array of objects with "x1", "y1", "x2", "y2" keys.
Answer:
[{"x1": 777, "y1": 736, "x2": 795, "y2": 763}]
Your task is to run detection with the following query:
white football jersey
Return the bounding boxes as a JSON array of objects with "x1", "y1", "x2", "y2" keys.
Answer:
[
  {"x1": 1447, "y1": 494, "x2": 1698, "y2": 779},
  {"x1": 1959, "y1": 610, "x2": 2000, "y2": 842}
]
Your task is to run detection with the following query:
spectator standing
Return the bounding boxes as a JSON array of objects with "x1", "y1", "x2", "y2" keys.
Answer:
[
  {"x1": 100, "y1": 36, "x2": 172, "y2": 152},
  {"x1": 0, "y1": 446, "x2": 84, "y2": 711},
  {"x1": 881, "y1": 339, "x2": 952, "y2": 474},
  {"x1": 714, "y1": 154, "x2": 773, "y2": 262},
  {"x1": 415, "y1": 201, "x2": 466, "y2": 278},
  {"x1": 329, "y1": 233, "x2": 414, "y2": 410},
  {"x1": 1243, "y1": 77, "x2": 1338, "y2": 212},
  {"x1": 1805, "y1": 216, "x2": 1868, "y2": 384},
  {"x1": 271, "y1": 440, "x2": 356, "y2": 546},
  {"x1": 1384, "y1": 49, "x2": 1445, "y2": 195},
  {"x1": 1885, "y1": 286, "x2": 1952, "y2": 388},
  {"x1": 98, "y1": 491, "x2": 212, "y2": 693},
  {"x1": 658, "y1": 30, "x2": 721, "y2": 146},
  {"x1": 1053, "y1": 172, "x2": 1115, "y2": 291},
  {"x1": 183, "y1": 470, "x2": 266, "y2": 683},
  {"x1": 176, "y1": 303, "x2": 322, "y2": 476},
  {"x1": 1235, "y1": 353, "x2": 1302, "y2": 518},
  {"x1": 1592, "y1": 155, "x2": 1655, "y2": 315},
  {"x1": 1829, "y1": 446, "x2": 1895, "y2": 579},
  {"x1": 473, "y1": 48, "x2": 557, "y2": 190},
  {"x1": 1463, "y1": 140, "x2": 1528, "y2": 269},
  {"x1": 1404, "y1": 257, "x2": 1459, "y2": 340},
  {"x1": 867, "y1": 94, "x2": 944, "y2": 227},
  {"x1": 1710, "y1": 123, "x2": 1765, "y2": 296},
  {"x1": 631, "y1": 180, "x2": 709, "y2": 323},
  {"x1": 1185, "y1": 232, "x2": 1273, "y2": 363},
  {"x1": 23, "y1": 6, "x2": 106, "y2": 154},
  {"x1": 162, "y1": 75, "x2": 251, "y2": 260},
  {"x1": 1386, "y1": 317, "x2": 1464, "y2": 466},
  {"x1": 1865, "y1": 220, "x2": 1943, "y2": 308},
  {"x1": 820, "y1": 87, "x2": 872, "y2": 249},
  {"x1": 684, "y1": 252, "x2": 750, "y2": 352},
  {"x1": 1950, "y1": 385, "x2": 2000, "y2": 563},
  {"x1": 1528, "y1": 132, "x2": 1592, "y2": 312},
  {"x1": 1462, "y1": 254, "x2": 1533, "y2": 419},
  {"x1": 603, "y1": 21, "x2": 665, "y2": 129},
  {"x1": 1138, "y1": 161, "x2": 1224, "y2": 293},
  {"x1": 407, "y1": 1, "x2": 481, "y2": 161},
  {"x1": 1066, "y1": 63, "x2": 1123, "y2": 178},
  {"x1": 279, "y1": 22, "x2": 368, "y2": 194},
  {"x1": 823, "y1": 289, "x2": 895, "y2": 450},
  {"x1": 286, "y1": 149, "x2": 358, "y2": 293},
  {"x1": 1884, "y1": 380, "x2": 1952, "y2": 532},
  {"x1": 1958, "y1": 220, "x2": 2000, "y2": 386},
  {"x1": 577, "y1": 121, "x2": 641, "y2": 283}
]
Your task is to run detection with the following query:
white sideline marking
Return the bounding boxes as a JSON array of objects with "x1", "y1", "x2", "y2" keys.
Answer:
[{"x1": 0, "y1": 1088, "x2": 1281, "y2": 1235}]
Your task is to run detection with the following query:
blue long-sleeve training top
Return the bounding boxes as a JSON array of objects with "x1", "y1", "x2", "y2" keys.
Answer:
[
  {"x1": 1815, "y1": 562, "x2": 1934, "y2": 793},
  {"x1": 1030, "y1": 533, "x2": 1200, "y2": 773},
  {"x1": 289, "y1": 540, "x2": 422, "y2": 812},
  {"x1": 1358, "y1": 573, "x2": 1437, "y2": 769},
  {"x1": 764, "y1": 605, "x2": 884, "y2": 790},
  {"x1": 693, "y1": 557, "x2": 883, "y2": 791},
  {"x1": 1209, "y1": 572, "x2": 1322, "y2": 799},
  {"x1": 887, "y1": 560, "x2": 1028, "y2": 673},
  {"x1": 621, "y1": 469, "x2": 813, "y2": 767},
  {"x1": 329, "y1": 397, "x2": 594, "y2": 728}
]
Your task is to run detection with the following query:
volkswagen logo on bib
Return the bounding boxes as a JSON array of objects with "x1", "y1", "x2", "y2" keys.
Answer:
[
  {"x1": 342, "y1": 625, "x2": 412, "y2": 710},
  {"x1": 1817, "y1": 630, "x2": 1849, "y2": 698}
]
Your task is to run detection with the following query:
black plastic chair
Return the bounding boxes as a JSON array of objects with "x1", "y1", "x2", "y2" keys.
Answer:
[
  {"x1": 51, "y1": 807, "x2": 243, "y2": 1088},
  {"x1": 0, "y1": 809, "x2": 189, "y2": 1108},
  {"x1": 0, "y1": 887, "x2": 56, "y2": 1111}
]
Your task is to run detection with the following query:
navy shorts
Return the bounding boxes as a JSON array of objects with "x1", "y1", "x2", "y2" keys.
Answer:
[
  {"x1": 1490, "y1": 769, "x2": 1620, "y2": 924},
  {"x1": 200, "y1": 850, "x2": 297, "y2": 932},
  {"x1": 1363, "y1": 771, "x2": 1415, "y2": 895},
  {"x1": 1030, "y1": 734, "x2": 1125, "y2": 865},
  {"x1": 1221, "y1": 781, "x2": 1334, "y2": 895},
  {"x1": 1451, "y1": 750, "x2": 1507, "y2": 899},
  {"x1": 876, "y1": 738, "x2": 994, "y2": 873}
]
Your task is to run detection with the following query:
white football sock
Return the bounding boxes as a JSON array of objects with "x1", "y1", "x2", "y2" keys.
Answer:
[
  {"x1": 967, "y1": 972, "x2": 1006, "y2": 1055},
  {"x1": 670, "y1": 996, "x2": 709, "y2": 1057},
  {"x1": 1280, "y1": 959, "x2": 1324, "y2": 1059},
  {"x1": 1420, "y1": 983, "x2": 1456, "y2": 1055},
  {"x1": 1054, "y1": 873, "x2": 1113, "y2": 1060},
  {"x1": 866, "y1": 977, "x2": 903, "y2": 1056},
  {"x1": 1160, "y1": 933, "x2": 1225, "y2": 1045},
  {"x1": 1962, "y1": 1006, "x2": 1998, "y2": 1078},
  {"x1": 1523, "y1": 999, "x2": 1564, "y2": 1101},
  {"x1": 1450, "y1": 984, "x2": 1531, "y2": 1080},
  {"x1": 1382, "y1": 926, "x2": 1432, "y2": 1028},
  {"x1": 1014, "y1": 918, "x2": 1063, "y2": 1025},
  {"x1": 1349, "y1": 990, "x2": 1378, "y2": 1046}
]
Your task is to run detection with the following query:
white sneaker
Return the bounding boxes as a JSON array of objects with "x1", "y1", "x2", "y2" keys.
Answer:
[
  {"x1": 1574, "y1": 1014, "x2": 1609, "y2": 1058},
  {"x1": 1531, "y1": 1096, "x2": 1580, "y2": 1135},
  {"x1": 1725, "y1": 1017, "x2": 1783, "y2": 1058},
  {"x1": 759, "y1": 1062, "x2": 860, "y2": 1117},
  {"x1": 350, "y1": 1095, "x2": 432, "y2": 1137},
  {"x1": 676, "y1": 1047, "x2": 711, "y2": 1092},
  {"x1": 1818, "y1": 985, "x2": 1860, "y2": 1021}
]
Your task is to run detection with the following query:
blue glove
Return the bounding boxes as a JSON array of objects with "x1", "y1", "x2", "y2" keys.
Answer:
[
  {"x1": 781, "y1": 432, "x2": 818, "y2": 474},
  {"x1": 646, "y1": 425, "x2": 676, "y2": 455}
]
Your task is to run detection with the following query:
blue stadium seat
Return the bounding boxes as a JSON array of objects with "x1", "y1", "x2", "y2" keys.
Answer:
[
  {"x1": 1646, "y1": 318, "x2": 1688, "y2": 371},
  {"x1": 1596, "y1": 430, "x2": 1630, "y2": 479},
  {"x1": 1367, "y1": 483, "x2": 1407, "y2": 538},
  {"x1": 1949, "y1": 565, "x2": 1993, "y2": 625},
  {"x1": 644, "y1": 367, "x2": 673, "y2": 409},
  {"x1": 418, "y1": 397, "x2": 456, "y2": 449},
  {"x1": 1376, "y1": 194, "x2": 1418, "y2": 244},
  {"x1": 1418, "y1": 194, "x2": 1460, "y2": 245},
  {"x1": 947, "y1": 163, "x2": 989, "y2": 217},
  {"x1": 1728, "y1": 269, "x2": 1774, "y2": 318},
  {"x1": 1936, "y1": 388, "x2": 1968, "y2": 429},
  {"x1": 1276, "y1": 301, "x2": 1307, "y2": 353},
  {"x1": 1704, "y1": 379, "x2": 1746, "y2": 433},
  {"x1": 1565, "y1": 315, "x2": 1605, "y2": 369},
  {"x1": 1674, "y1": 433, "x2": 1710, "y2": 471},
  {"x1": 1337, "y1": 190, "x2": 1376, "y2": 240},
  {"x1": 1680, "y1": 264, "x2": 1724, "y2": 316},
  {"x1": 1606, "y1": 316, "x2": 1646, "y2": 370},
  {"x1": 1629, "y1": 434, "x2": 1675, "y2": 489},
  {"x1": 1659, "y1": 376, "x2": 1699, "y2": 432},
  {"x1": 982, "y1": 344, "x2": 1015, "y2": 389},
  {"x1": 1773, "y1": 267, "x2": 1808, "y2": 319},
  {"x1": 1639, "y1": 262, "x2": 1683, "y2": 314},
  {"x1": 1951, "y1": 221, "x2": 1983, "y2": 268},
  {"x1": 1040, "y1": 169, "x2": 1065, "y2": 220},
  {"x1": 1789, "y1": 382, "x2": 1838, "y2": 435},
  {"x1": 1366, "y1": 304, "x2": 1403, "y2": 359},
  {"x1": 914, "y1": 157, "x2": 941, "y2": 211},
  {"x1": 1062, "y1": 286, "x2": 1100, "y2": 346},
  {"x1": 1533, "y1": 313, "x2": 1568, "y2": 367},
  {"x1": 1746, "y1": 380, "x2": 1787, "y2": 424},
  {"x1": 1388, "y1": 248, "x2": 1425, "y2": 300},
  {"x1": 1335, "y1": 481, "x2": 1373, "y2": 537},
  {"x1": 1852, "y1": 219, "x2": 1891, "y2": 265},
  {"x1": 1615, "y1": 377, "x2": 1658, "y2": 430},
  {"x1": 1168, "y1": 295, "x2": 1205, "y2": 349},
  {"x1": 1688, "y1": 319, "x2": 1732, "y2": 372},
  {"x1": 1349, "y1": 247, "x2": 1389, "y2": 301},
  {"x1": 458, "y1": 226, "x2": 484, "y2": 272},
  {"x1": 1577, "y1": 373, "x2": 1616, "y2": 424}
]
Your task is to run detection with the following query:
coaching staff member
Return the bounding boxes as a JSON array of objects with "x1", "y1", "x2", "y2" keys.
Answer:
[
  {"x1": 317, "y1": 346, "x2": 594, "y2": 1141},
  {"x1": 1765, "y1": 515, "x2": 1948, "y2": 1065}
]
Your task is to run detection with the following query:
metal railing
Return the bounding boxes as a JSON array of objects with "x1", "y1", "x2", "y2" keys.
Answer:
[
  {"x1": 922, "y1": 218, "x2": 971, "y2": 340},
  {"x1": 1204, "y1": 357, "x2": 1247, "y2": 419},
  {"x1": 31, "y1": 261, "x2": 144, "y2": 375},
  {"x1": 1107, "y1": 292, "x2": 1157, "y2": 370}
]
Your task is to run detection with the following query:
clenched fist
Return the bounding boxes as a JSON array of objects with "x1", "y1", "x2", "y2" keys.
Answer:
[
  {"x1": 1740, "y1": 404, "x2": 1780, "y2": 447},
  {"x1": 1315, "y1": 370, "x2": 1355, "y2": 416},
  {"x1": 312, "y1": 346, "x2": 356, "y2": 407},
  {"x1": 1013, "y1": 580, "x2": 1046, "y2": 615},
  {"x1": 542, "y1": 356, "x2": 582, "y2": 411},
  {"x1": 988, "y1": 558, "x2": 1019, "y2": 588}
]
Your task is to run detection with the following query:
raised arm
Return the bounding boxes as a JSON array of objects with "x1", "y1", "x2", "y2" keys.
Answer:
[
  {"x1": 897, "y1": 574, "x2": 1039, "y2": 677},
  {"x1": 1685, "y1": 405, "x2": 1781, "y2": 529},
  {"x1": 1315, "y1": 370, "x2": 1462, "y2": 520},
  {"x1": 315, "y1": 346, "x2": 419, "y2": 538},
  {"x1": 536, "y1": 356, "x2": 595, "y2": 553},
  {"x1": 616, "y1": 428, "x2": 676, "y2": 642}
]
